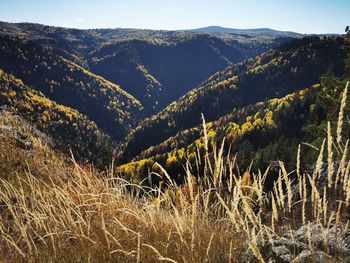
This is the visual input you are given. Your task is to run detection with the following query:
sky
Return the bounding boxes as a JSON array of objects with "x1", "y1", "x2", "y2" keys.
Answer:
[{"x1": 0, "y1": 0, "x2": 349, "y2": 34}]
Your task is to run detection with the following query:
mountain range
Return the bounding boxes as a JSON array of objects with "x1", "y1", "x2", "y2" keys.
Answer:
[{"x1": 0, "y1": 21, "x2": 349, "y2": 176}]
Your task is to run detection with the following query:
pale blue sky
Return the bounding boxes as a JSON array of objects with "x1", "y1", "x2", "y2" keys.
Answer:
[{"x1": 0, "y1": 0, "x2": 348, "y2": 33}]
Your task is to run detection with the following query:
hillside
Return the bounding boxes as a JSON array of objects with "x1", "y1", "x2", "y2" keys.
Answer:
[
  {"x1": 0, "y1": 69, "x2": 114, "y2": 165},
  {"x1": 88, "y1": 35, "x2": 285, "y2": 112},
  {"x1": 119, "y1": 36, "x2": 347, "y2": 162},
  {"x1": 118, "y1": 79, "x2": 349, "y2": 183},
  {"x1": 0, "y1": 34, "x2": 144, "y2": 140}
]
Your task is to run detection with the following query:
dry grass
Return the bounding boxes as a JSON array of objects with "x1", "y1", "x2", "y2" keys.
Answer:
[
  {"x1": 0, "y1": 111, "x2": 243, "y2": 262},
  {"x1": 0, "y1": 82, "x2": 349, "y2": 262}
]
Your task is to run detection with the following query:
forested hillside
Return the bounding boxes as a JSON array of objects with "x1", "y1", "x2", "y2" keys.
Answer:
[
  {"x1": 118, "y1": 78, "x2": 349, "y2": 183},
  {"x1": 88, "y1": 35, "x2": 284, "y2": 112},
  {"x1": 0, "y1": 34, "x2": 144, "y2": 140},
  {"x1": 0, "y1": 68, "x2": 115, "y2": 165},
  {"x1": 119, "y1": 36, "x2": 347, "y2": 163}
]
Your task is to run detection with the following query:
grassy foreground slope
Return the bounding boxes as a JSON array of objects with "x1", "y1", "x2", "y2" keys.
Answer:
[
  {"x1": 1, "y1": 82, "x2": 350, "y2": 262},
  {"x1": 0, "y1": 110, "x2": 243, "y2": 262}
]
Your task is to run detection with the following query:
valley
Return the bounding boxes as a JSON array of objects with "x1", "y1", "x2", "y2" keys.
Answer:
[{"x1": 1, "y1": 16, "x2": 350, "y2": 262}]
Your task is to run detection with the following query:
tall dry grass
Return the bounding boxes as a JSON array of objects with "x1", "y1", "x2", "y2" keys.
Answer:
[
  {"x1": 0, "y1": 81, "x2": 349, "y2": 262},
  {"x1": 0, "y1": 111, "x2": 242, "y2": 262}
]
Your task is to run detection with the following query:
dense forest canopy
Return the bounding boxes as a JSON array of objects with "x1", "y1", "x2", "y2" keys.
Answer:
[
  {"x1": 118, "y1": 36, "x2": 348, "y2": 168},
  {"x1": 0, "y1": 21, "x2": 349, "y2": 181}
]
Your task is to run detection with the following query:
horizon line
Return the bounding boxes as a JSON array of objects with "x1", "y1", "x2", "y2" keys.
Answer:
[{"x1": 1, "y1": 20, "x2": 344, "y2": 35}]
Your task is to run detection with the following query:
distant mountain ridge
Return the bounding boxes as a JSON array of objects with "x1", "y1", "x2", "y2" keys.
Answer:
[
  {"x1": 186, "y1": 26, "x2": 305, "y2": 37},
  {"x1": 189, "y1": 26, "x2": 340, "y2": 38},
  {"x1": 188, "y1": 26, "x2": 304, "y2": 37},
  {"x1": 0, "y1": 21, "x2": 303, "y2": 37}
]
